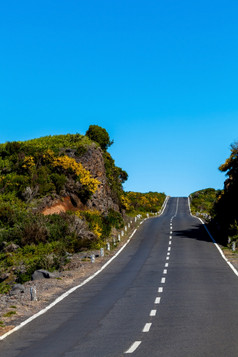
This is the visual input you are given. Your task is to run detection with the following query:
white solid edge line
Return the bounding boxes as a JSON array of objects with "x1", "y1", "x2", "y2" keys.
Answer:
[
  {"x1": 0, "y1": 197, "x2": 170, "y2": 341},
  {"x1": 0, "y1": 228, "x2": 137, "y2": 340},
  {"x1": 125, "y1": 341, "x2": 142, "y2": 354},
  {"x1": 187, "y1": 197, "x2": 238, "y2": 278}
]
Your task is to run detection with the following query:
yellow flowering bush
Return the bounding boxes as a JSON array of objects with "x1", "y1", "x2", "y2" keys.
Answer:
[
  {"x1": 121, "y1": 195, "x2": 131, "y2": 211},
  {"x1": 22, "y1": 156, "x2": 35, "y2": 170},
  {"x1": 76, "y1": 210, "x2": 103, "y2": 238},
  {"x1": 52, "y1": 156, "x2": 99, "y2": 194},
  {"x1": 122, "y1": 191, "x2": 166, "y2": 213},
  {"x1": 42, "y1": 149, "x2": 55, "y2": 162}
]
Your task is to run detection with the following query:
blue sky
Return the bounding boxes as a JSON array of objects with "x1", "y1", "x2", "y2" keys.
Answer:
[{"x1": 1, "y1": 0, "x2": 238, "y2": 196}]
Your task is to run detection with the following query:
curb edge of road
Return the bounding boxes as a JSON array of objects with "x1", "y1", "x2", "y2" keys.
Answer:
[
  {"x1": 188, "y1": 197, "x2": 238, "y2": 278},
  {"x1": 0, "y1": 197, "x2": 169, "y2": 341}
]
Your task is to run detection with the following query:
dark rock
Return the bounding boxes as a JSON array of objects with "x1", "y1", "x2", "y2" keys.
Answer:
[
  {"x1": 10, "y1": 284, "x2": 25, "y2": 295},
  {"x1": 31, "y1": 269, "x2": 56, "y2": 280}
]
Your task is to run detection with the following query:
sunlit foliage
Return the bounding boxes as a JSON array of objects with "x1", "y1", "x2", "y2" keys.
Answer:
[
  {"x1": 122, "y1": 191, "x2": 166, "y2": 214},
  {"x1": 189, "y1": 188, "x2": 219, "y2": 215}
]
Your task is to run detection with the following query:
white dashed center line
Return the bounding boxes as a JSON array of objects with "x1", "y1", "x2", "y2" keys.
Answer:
[
  {"x1": 142, "y1": 323, "x2": 152, "y2": 332},
  {"x1": 168, "y1": 247, "x2": 171, "y2": 251},
  {"x1": 158, "y1": 287, "x2": 163, "y2": 293},
  {"x1": 125, "y1": 341, "x2": 142, "y2": 354},
  {"x1": 161, "y1": 277, "x2": 166, "y2": 284},
  {"x1": 165, "y1": 263, "x2": 169, "y2": 268},
  {"x1": 163, "y1": 269, "x2": 167, "y2": 274},
  {"x1": 150, "y1": 309, "x2": 157, "y2": 316},
  {"x1": 155, "y1": 297, "x2": 161, "y2": 304},
  {"x1": 169, "y1": 241, "x2": 172, "y2": 245}
]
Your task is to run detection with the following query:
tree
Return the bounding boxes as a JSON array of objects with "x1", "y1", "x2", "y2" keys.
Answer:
[
  {"x1": 211, "y1": 142, "x2": 238, "y2": 244},
  {"x1": 85, "y1": 125, "x2": 113, "y2": 151}
]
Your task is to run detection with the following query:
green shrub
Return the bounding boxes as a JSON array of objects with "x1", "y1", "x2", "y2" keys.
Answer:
[
  {"x1": 50, "y1": 173, "x2": 67, "y2": 194},
  {"x1": 79, "y1": 208, "x2": 123, "y2": 241},
  {"x1": 0, "y1": 282, "x2": 11, "y2": 294},
  {"x1": 103, "y1": 152, "x2": 127, "y2": 206},
  {"x1": 86, "y1": 125, "x2": 113, "y2": 151},
  {"x1": 75, "y1": 144, "x2": 88, "y2": 156},
  {"x1": 3, "y1": 311, "x2": 16, "y2": 317},
  {"x1": 189, "y1": 188, "x2": 219, "y2": 215}
]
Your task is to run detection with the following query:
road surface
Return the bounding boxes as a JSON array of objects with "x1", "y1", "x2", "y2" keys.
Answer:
[{"x1": 1, "y1": 197, "x2": 238, "y2": 356}]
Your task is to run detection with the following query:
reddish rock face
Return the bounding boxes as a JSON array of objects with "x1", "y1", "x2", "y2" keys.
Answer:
[{"x1": 42, "y1": 196, "x2": 80, "y2": 215}]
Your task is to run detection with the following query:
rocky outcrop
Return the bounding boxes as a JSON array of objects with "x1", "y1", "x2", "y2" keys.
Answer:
[{"x1": 41, "y1": 144, "x2": 120, "y2": 215}]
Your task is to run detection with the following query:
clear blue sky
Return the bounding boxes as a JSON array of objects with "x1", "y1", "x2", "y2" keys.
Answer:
[{"x1": 1, "y1": 0, "x2": 238, "y2": 196}]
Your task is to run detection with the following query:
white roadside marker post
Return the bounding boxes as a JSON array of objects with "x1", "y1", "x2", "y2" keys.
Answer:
[
  {"x1": 30, "y1": 287, "x2": 37, "y2": 301},
  {"x1": 232, "y1": 241, "x2": 236, "y2": 252}
]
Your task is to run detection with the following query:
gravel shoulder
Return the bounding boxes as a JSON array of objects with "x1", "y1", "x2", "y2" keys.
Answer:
[
  {"x1": 222, "y1": 247, "x2": 238, "y2": 270},
  {"x1": 0, "y1": 223, "x2": 139, "y2": 337}
]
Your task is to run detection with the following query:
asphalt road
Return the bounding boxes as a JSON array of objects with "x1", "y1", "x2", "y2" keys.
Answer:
[{"x1": 1, "y1": 197, "x2": 238, "y2": 356}]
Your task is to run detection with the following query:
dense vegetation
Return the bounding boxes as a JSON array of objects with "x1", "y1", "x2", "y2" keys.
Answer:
[
  {"x1": 190, "y1": 142, "x2": 238, "y2": 247},
  {"x1": 210, "y1": 143, "x2": 238, "y2": 245},
  {"x1": 0, "y1": 134, "x2": 99, "y2": 202},
  {"x1": 189, "y1": 188, "x2": 220, "y2": 216},
  {"x1": 86, "y1": 125, "x2": 113, "y2": 151},
  {"x1": 0, "y1": 126, "x2": 165, "y2": 293},
  {"x1": 0, "y1": 128, "x2": 125, "y2": 292},
  {"x1": 122, "y1": 191, "x2": 166, "y2": 216}
]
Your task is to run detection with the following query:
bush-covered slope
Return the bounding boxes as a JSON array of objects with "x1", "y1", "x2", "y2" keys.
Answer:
[
  {"x1": 189, "y1": 188, "x2": 220, "y2": 217},
  {"x1": 0, "y1": 128, "x2": 127, "y2": 291},
  {"x1": 190, "y1": 142, "x2": 238, "y2": 247},
  {"x1": 210, "y1": 142, "x2": 238, "y2": 245},
  {"x1": 0, "y1": 126, "x2": 166, "y2": 293},
  {"x1": 122, "y1": 191, "x2": 166, "y2": 216}
]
